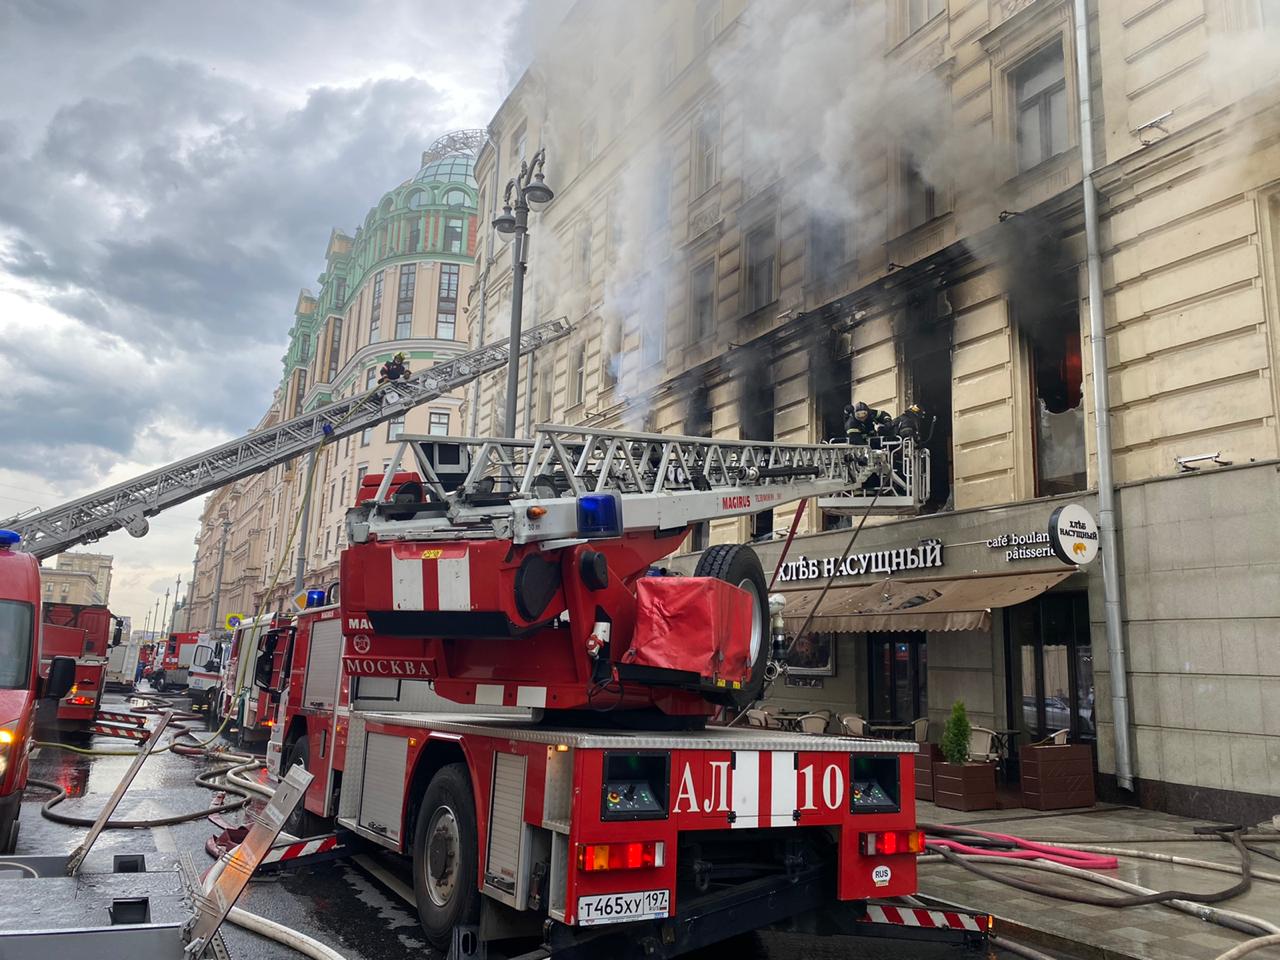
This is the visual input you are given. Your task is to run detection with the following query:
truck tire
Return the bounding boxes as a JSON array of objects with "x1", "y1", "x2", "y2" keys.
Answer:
[
  {"x1": 694, "y1": 543, "x2": 769, "y2": 709},
  {"x1": 282, "y1": 737, "x2": 321, "y2": 837},
  {"x1": 412, "y1": 763, "x2": 479, "y2": 950},
  {"x1": 209, "y1": 688, "x2": 222, "y2": 729},
  {"x1": 0, "y1": 811, "x2": 17, "y2": 855}
]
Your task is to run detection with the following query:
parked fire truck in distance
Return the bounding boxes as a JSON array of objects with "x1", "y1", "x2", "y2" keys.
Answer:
[
  {"x1": 211, "y1": 614, "x2": 293, "y2": 743},
  {"x1": 105, "y1": 636, "x2": 142, "y2": 690},
  {"x1": 269, "y1": 427, "x2": 964, "y2": 956},
  {"x1": 141, "y1": 630, "x2": 201, "y2": 691},
  {"x1": 38, "y1": 601, "x2": 123, "y2": 737},
  {"x1": 187, "y1": 638, "x2": 227, "y2": 709},
  {"x1": 0, "y1": 530, "x2": 78, "y2": 852}
]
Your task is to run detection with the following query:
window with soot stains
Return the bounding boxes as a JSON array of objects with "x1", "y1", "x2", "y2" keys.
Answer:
[{"x1": 1030, "y1": 308, "x2": 1086, "y2": 496}]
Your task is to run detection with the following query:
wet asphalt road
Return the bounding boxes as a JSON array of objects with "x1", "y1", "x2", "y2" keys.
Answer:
[{"x1": 15, "y1": 693, "x2": 1028, "y2": 960}]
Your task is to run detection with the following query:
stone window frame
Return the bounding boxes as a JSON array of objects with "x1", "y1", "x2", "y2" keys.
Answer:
[
  {"x1": 741, "y1": 215, "x2": 779, "y2": 316},
  {"x1": 690, "y1": 101, "x2": 721, "y2": 199},
  {"x1": 688, "y1": 256, "x2": 717, "y2": 344},
  {"x1": 980, "y1": 0, "x2": 1079, "y2": 186}
]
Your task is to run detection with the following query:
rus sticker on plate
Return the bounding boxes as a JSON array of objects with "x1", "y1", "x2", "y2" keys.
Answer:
[{"x1": 576, "y1": 889, "x2": 670, "y2": 926}]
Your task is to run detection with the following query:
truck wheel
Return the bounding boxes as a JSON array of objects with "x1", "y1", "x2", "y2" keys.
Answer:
[
  {"x1": 694, "y1": 544, "x2": 769, "y2": 709},
  {"x1": 209, "y1": 689, "x2": 222, "y2": 728},
  {"x1": 0, "y1": 811, "x2": 17, "y2": 855},
  {"x1": 283, "y1": 737, "x2": 320, "y2": 837},
  {"x1": 412, "y1": 763, "x2": 479, "y2": 950}
]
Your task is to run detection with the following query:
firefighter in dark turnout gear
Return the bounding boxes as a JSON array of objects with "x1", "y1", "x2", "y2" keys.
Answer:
[
  {"x1": 844, "y1": 401, "x2": 892, "y2": 443},
  {"x1": 378, "y1": 352, "x2": 409, "y2": 384}
]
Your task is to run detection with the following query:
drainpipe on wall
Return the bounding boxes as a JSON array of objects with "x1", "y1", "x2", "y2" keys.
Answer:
[
  {"x1": 1074, "y1": 0, "x2": 1134, "y2": 791},
  {"x1": 469, "y1": 129, "x2": 502, "y2": 436}
]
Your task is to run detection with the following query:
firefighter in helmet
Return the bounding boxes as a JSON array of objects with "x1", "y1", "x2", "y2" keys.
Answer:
[
  {"x1": 844, "y1": 401, "x2": 892, "y2": 444},
  {"x1": 891, "y1": 403, "x2": 936, "y2": 444},
  {"x1": 378, "y1": 352, "x2": 409, "y2": 384}
]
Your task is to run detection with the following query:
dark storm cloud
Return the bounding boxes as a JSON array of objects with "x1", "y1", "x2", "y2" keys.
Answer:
[{"x1": 0, "y1": 1, "x2": 519, "y2": 496}]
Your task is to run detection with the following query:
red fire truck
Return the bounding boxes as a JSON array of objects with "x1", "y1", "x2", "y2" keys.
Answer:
[
  {"x1": 38, "y1": 602, "x2": 123, "y2": 737},
  {"x1": 140, "y1": 629, "x2": 201, "y2": 691},
  {"x1": 0, "y1": 530, "x2": 78, "y2": 852},
  {"x1": 269, "y1": 427, "x2": 968, "y2": 957},
  {"x1": 211, "y1": 613, "x2": 293, "y2": 743}
]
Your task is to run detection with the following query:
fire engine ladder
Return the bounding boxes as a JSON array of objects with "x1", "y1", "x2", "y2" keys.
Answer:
[
  {"x1": 351, "y1": 423, "x2": 903, "y2": 547},
  {"x1": 2, "y1": 318, "x2": 571, "y2": 560}
]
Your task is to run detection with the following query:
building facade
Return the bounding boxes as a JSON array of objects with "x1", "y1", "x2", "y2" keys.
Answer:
[
  {"x1": 42, "y1": 551, "x2": 113, "y2": 606},
  {"x1": 187, "y1": 133, "x2": 483, "y2": 630},
  {"x1": 468, "y1": 0, "x2": 1280, "y2": 819}
]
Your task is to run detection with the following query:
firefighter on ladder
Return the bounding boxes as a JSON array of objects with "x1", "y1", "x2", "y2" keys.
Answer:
[
  {"x1": 844, "y1": 401, "x2": 892, "y2": 444},
  {"x1": 378, "y1": 352, "x2": 409, "y2": 384}
]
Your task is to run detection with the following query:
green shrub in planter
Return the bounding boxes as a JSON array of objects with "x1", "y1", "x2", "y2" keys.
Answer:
[{"x1": 941, "y1": 700, "x2": 971, "y2": 766}]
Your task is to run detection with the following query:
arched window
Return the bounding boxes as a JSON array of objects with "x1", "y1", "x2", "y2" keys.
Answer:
[
  {"x1": 406, "y1": 189, "x2": 429, "y2": 210},
  {"x1": 443, "y1": 188, "x2": 469, "y2": 207}
]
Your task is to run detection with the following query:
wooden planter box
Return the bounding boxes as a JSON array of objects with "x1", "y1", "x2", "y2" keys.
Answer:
[
  {"x1": 914, "y1": 743, "x2": 942, "y2": 802},
  {"x1": 1020, "y1": 743, "x2": 1095, "y2": 810},
  {"x1": 933, "y1": 761, "x2": 997, "y2": 811}
]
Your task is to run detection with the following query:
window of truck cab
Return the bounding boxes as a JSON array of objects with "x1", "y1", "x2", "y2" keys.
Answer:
[{"x1": 0, "y1": 600, "x2": 34, "y2": 689}]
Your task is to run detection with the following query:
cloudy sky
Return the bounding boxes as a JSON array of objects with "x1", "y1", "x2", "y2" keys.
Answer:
[{"x1": 0, "y1": 0, "x2": 541, "y2": 628}]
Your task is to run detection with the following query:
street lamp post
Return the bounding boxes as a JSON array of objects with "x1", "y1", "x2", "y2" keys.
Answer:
[
  {"x1": 159, "y1": 588, "x2": 170, "y2": 641},
  {"x1": 209, "y1": 515, "x2": 232, "y2": 635},
  {"x1": 492, "y1": 147, "x2": 555, "y2": 438}
]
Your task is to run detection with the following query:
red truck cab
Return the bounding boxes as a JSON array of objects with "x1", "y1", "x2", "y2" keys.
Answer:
[
  {"x1": 39, "y1": 602, "x2": 122, "y2": 735},
  {"x1": 267, "y1": 603, "x2": 349, "y2": 832},
  {"x1": 0, "y1": 530, "x2": 74, "y2": 853}
]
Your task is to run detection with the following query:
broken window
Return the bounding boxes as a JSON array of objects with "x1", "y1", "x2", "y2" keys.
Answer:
[
  {"x1": 740, "y1": 352, "x2": 774, "y2": 537},
  {"x1": 1031, "y1": 310, "x2": 1086, "y2": 496},
  {"x1": 601, "y1": 320, "x2": 622, "y2": 388},
  {"x1": 684, "y1": 376, "x2": 713, "y2": 551},
  {"x1": 812, "y1": 327, "x2": 853, "y2": 531},
  {"x1": 903, "y1": 292, "x2": 953, "y2": 512}
]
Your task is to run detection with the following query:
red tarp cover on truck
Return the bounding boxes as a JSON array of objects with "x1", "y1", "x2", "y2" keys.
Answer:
[{"x1": 622, "y1": 577, "x2": 753, "y2": 684}]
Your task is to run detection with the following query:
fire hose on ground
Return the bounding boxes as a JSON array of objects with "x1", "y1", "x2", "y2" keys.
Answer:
[
  {"x1": 919, "y1": 822, "x2": 1280, "y2": 958},
  {"x1": 27, "y1": 691, "x2": 267, "y2": 827}
]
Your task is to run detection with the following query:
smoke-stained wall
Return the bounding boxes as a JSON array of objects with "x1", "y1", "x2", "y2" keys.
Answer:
[{"x1": 468, "y1": 0, "x2": 1280, "y2": 532}]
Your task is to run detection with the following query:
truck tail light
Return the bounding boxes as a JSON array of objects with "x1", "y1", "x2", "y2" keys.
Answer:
[
  {"x1": 861, "y1": 830, "x2": 925, "y2": 856},
  {"x1": 67, "y1": 695, "x2": 96, "y2": 706},
  {"x1": 577, "y1": 840, "x2": 664, "y2": 872}
]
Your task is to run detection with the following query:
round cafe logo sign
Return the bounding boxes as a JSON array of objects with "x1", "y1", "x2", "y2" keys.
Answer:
[{"x1": 1048, "y1": 504, "x2": 1099, "y2": 566}]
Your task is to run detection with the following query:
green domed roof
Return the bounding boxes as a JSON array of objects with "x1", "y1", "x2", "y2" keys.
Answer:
[{"x1": 414, "y1": 153, "x2": 476, "y2": 186}]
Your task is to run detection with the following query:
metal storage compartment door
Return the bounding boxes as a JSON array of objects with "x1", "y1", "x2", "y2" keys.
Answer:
[
  {"x1": 484, "y1": 752, "x2": 528, "y2": 908},
  {"x1": 303, "y1": 619, "x2": 343, "y2": 709},
  {"x1": 358, "y1": 732, "x2": 409, "y2": 844}
]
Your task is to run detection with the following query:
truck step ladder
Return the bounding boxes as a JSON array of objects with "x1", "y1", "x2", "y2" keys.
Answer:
[{"x1": 353, "y1": 423, "x2": 916, "y2": 547}]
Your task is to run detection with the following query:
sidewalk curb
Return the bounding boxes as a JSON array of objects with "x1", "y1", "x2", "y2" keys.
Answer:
[{"x1": 916, "y1": 892, "x2": 1148, "y2": 960}]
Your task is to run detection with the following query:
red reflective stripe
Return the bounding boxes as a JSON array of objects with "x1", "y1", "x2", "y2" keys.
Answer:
[
  {"x1": 916, "y1": 910, "x2": 936, "y2": 928},
  {"x1": 944, "y1": 912, "x2": 964, "y2": 929},
  {"x1": 881, "y1": 905, "x2": 903, "y2": 925}
]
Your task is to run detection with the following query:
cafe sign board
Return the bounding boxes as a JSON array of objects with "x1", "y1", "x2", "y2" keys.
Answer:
[{"x1": 1048, "y1": 503, "x2": 1099, "y2": 566}]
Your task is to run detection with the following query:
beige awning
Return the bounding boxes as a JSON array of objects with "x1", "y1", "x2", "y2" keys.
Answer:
[{"x1": 777, "y1": 567, "x2": 1075, "y2": 635}]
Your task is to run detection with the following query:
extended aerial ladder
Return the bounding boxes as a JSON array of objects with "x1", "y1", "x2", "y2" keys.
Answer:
[
  {"x1": 2, "y1": 318, "x2": 571, "y2": 560},
  {"x1": 338, "y1": 423, "x2": 924, "y2": 717}
]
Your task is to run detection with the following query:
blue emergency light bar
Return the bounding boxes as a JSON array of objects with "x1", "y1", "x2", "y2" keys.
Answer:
[
  {"x1": 577, "y1": 494, "x2": 623, "y2": 539},
  {"x1": 305, "y1": 589, "x2": 327, "y2": 608},
  {"x1": 0, "y1": 530, "x2": 19, "y2": 547}
]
